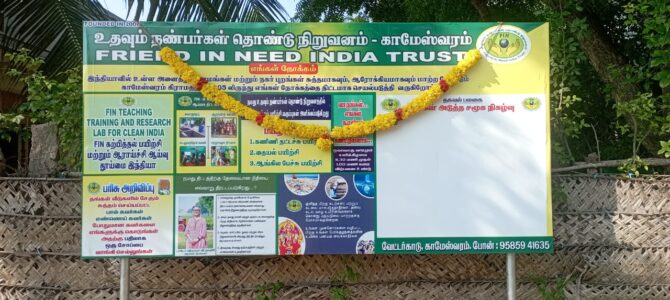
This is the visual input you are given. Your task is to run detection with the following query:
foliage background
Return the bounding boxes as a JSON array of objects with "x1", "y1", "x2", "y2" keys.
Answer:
[
  {"x1": 1, "y1": 0, "x2": 668, "y2": 174},
  {"x1": 295, "y1": 0, "x2": 670, "y2": 174},
  {"x1": 0, "y1": 0, "x2": 287, "y2": 172}
]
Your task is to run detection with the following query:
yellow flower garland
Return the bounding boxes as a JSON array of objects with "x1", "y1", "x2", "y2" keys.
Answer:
[{"x1": 160, "y1": 47, "x2": 481, "y2": 150}]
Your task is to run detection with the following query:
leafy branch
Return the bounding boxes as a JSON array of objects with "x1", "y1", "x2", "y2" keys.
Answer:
[
  {"x1": 330, "y1": 264, "x2": 360, "y2": 300},
  {"x1": 4, "y1": 49, "x2": 83, "y2": 170},
  {"x1": 255, "y1": 281, "x2": 285, "y2": 300},
  {"x1": 531, "y1": 274, "x2": 574, "y2": 300}
]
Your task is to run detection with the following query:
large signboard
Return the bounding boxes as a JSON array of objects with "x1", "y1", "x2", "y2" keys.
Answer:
[{"x1": 82, "y1": 22, "x2": 551, "y2": 258}]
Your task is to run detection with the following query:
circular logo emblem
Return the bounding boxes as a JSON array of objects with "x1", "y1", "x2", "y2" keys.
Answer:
[
  {"x1": 287, "y1": 199, "x2": 302, "y2": 212},
  {"x1": 121, "y1": 97, "x2": 135, "y2": 106},
  {"x1": 87, "y1": 182, "x2": 101, "y2": 194},
  {"x1": 381, "y1": 98, "x2": 400, "y2": 111},
  {"x1": 476, "y1": 25, "x2": 531, "y2": 64},
  {"x1": 178, "y1": 96, "x2": 193, "y2": 107},
  {"x1": 522, "y1": 97, "x2": 541, "y2": 110}
]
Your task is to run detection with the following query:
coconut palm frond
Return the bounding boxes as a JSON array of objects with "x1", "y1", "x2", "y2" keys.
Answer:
[
  {"x1": 1, "y1": 0, "x2": 119, "y2": 75},
  {"x1": 128, "y1": 0, "x2": 288, "y2": 22},
  {"x1": 0, "y1": 0, "x2": 288, "y2": 77}
]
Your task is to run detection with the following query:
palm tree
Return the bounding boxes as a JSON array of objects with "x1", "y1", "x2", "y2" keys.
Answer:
[
  {"x1": 0, "y1": 0, "x2": 288, "y2": 174},
  {"x1": 125, "y1": 0, "x2": 288, "y2": 22},
  {"x1": 0, "y1": 0, "x2": 288, "y2": 75}
]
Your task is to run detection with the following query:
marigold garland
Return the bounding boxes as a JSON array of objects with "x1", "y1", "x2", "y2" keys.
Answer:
[{"x1": 159, "y1": 47, "x2": 481, "y2": 151}]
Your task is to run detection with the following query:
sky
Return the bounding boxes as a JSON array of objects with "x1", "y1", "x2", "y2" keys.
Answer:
[{"x1": 103, "y1": 0, "x2": 298, "y2": 20}]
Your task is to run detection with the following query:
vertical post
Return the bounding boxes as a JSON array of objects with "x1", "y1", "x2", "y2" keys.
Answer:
[
  {"x1": 17, "y1": 135, "x2": 23, "y2": 174},
  {"x1": 506, "y1": 253, "x2": 516, "y2": 300},
  {"x1": 120, "y1": 258, "x2": 130, "y2": 300}
]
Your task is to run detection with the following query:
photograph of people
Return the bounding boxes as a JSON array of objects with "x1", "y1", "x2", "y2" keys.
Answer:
[
  {"x1": 179, "y1": 146, "x2": 206, "y2": 166},
  {"x1": 185, "y1": 207, "x2": 207, "y2": 249},
  {"x1": 284, "y1": 174, "x2": 319, "y2": 196},
  {"x1": 177, "y1": 195, "x2": 214, "y2": 251},
  {"x1": 327, "y1": 182, "x2": 337, "y2": 198},
  {"x1": 158, "y1": 179, "x2": 171, "y2": 195},
  {"x1": 210, "y1": 146, "x2": 237, "y2": 166},
  {"x1": 325, "y1": 176, "x2": 348, "y2": 200},
  {"x1": 211, "y1": 117, "x2": 237, "y2": 138},
  {"x1": 179, "y1": 117, "x2": 206, "y2": 138}
]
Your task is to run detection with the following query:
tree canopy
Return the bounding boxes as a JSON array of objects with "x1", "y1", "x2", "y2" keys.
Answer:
[
  {"x1": 0, "y1": 0, "x2": 288, "y2": 173},
  {"x1": 0, "y1": 0, "x2": 288, "y2": 75},
  {"x1": 1, "y1": 0, "x2": 668, "y2": 174},
  {"x1": 295, "y1": 0, "x2": 670, "y2": 173}
]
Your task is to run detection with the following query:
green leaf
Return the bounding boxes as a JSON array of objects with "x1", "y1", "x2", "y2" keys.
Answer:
[{"x1": 659, "y1": 76, "x2": 670, "y2": 88}]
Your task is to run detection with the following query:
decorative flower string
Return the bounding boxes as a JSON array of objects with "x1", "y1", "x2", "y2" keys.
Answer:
[{"x1": 160, "y1": 47, "x2": 481, "y2": 151}]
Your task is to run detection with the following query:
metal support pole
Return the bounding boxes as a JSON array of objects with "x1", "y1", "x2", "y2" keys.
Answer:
[
  {"x1": 120, "y1": 258, "x2": 130, "y2": 300},
  {"x1": 506, "y1": 253, "x2": 516, "y2": 300}
]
